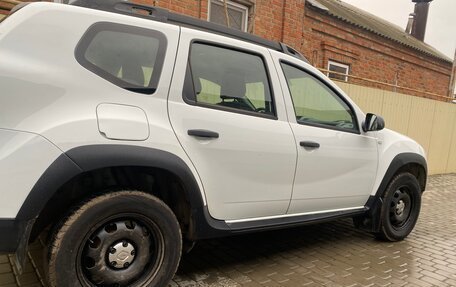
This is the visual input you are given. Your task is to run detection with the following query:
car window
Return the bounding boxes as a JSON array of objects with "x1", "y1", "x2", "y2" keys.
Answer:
[
  {"x1": 187, "y1": 43, "x2": 275, "y2": 117},
  {"x1": 76, "y1": 22, "x2": 167, "y2": 94},
  {"x1": 281, "y1": 62, "x2": 357, "y2": 132}
]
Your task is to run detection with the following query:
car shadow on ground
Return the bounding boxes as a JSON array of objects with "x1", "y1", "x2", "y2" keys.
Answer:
[{"x1": 177, "y1": 219, "x2": 375, "y2": 275}]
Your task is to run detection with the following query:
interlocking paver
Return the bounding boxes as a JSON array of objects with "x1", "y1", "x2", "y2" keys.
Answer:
[{"x1": 1, "y1": 174, "x2": 456, "y2": 287}]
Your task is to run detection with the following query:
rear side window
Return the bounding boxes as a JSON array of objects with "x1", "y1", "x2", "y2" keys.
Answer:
[
  {"x1": 184, "y1": 42, "x2": 276, "y2": 118},
  {"x1": 76, "y1": 22, "x2": 167, "y2": 94}
]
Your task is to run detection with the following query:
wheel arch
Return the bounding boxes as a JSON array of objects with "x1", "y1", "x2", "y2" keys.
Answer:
[
  {"x1": 357, "y1": 152, "x2": 427, "y2": 233},
  {"x1": 16, "y1": 144, "x2": 218, "y2": 251},
  {"x1": 376, "y1": 152, "x2": 427, "y2": 196},
  {"x1": 17, "y1": 145, "x2": 206, "y2": 221}
]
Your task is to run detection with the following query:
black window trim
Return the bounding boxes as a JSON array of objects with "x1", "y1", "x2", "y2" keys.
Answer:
[
  {"x1": 182, "y1": 39, "x2": 278, "y2": 121},
  {"x1": 75, "y1": 21, "x2": 167, "y2": 95},
  {"x1": 280, "y1": 60, "x2": 361, "y2": 135}
]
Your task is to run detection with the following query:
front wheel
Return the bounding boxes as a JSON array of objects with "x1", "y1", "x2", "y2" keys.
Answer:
[
  {"x1": 46, "y1": 191, "x2": 182, "y2": 287},
  {"x1": 375, "y1": 172, "x2": 422, "y2": 242}
]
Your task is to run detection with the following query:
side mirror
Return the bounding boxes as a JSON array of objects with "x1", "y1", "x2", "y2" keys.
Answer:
[{"x1": 363, "y1": 113, "x2": 385, "y2": 132}]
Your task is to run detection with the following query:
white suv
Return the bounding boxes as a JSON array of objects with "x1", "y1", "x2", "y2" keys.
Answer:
[{"x1": 0, "y1": 1, "x2": 427, "y2": 286}]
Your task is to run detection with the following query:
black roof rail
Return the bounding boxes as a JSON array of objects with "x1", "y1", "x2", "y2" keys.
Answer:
[
  {"x1": 279, "y1": 43, "x2": 309, "y2": 63},
  {"x1": 70, "y1": 0, "x2": 309, "y2": 62}
]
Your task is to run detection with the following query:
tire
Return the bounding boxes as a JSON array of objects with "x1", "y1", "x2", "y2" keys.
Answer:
[
  {"x1": 46, "y1": 191, "x2": 182, "y2": 287},
  {"x1": 375, "y1": 172, "x2": 421, "y2": 242}
]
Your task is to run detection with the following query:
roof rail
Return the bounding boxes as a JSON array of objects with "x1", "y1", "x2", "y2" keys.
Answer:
[
  {"x1": 279, "y1": 43, "x2": 308, "y2": 63},
  {"x1": 70, "y1": 0, "x2": 308, "y2": 62}
]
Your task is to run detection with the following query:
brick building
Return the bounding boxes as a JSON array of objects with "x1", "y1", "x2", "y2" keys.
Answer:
[
  {"x1": 300, "y1": 0, "x2": 453, "y2": 100},
  {"x1": 1, "y1": 0, "x2": 454, "y2": 100}
]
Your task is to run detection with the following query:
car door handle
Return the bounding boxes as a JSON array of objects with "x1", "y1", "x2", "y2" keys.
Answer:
[
  {"x1": 300, "y1": 141, "x2": 320, "y2": 149},
  {"x1": 188, "y1": 129, "x2": 219, "y2": 139}
]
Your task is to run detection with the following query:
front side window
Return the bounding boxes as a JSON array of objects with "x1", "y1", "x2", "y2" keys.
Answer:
[
  {"x1": 209, "y1": 0, "x2": 249, "y2": 32},
  {"x1": 76, "y1": 22, "x2": 167, "y2": 94},
  {"x1": 186, "y1": 43, "x2": 275, "y2": 117},
  {"x1": 281, "y1": 62, "x2": 357, "y2": 132}
]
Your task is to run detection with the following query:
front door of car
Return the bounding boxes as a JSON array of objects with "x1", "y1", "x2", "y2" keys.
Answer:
[
  {"x1": 168, "y1": 28, "x2": 297, "y2": 221},
  {"x1": 272, "y1": 53, "x2": 378, "y2": 214}
]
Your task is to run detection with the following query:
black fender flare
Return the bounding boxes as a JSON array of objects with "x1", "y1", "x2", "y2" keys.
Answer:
[
  {"x1": 9, "y1": 145, "x2": 226, "y2": 270},
  {"x1": 361, "y1": 152, "x2": 427, "y2": 232},
  {"x1": 375, "y1": 152, "x2": 427, "y2": 196},
  {"x1": 16, "y1": 145, "x2": 206, "y2": 221}
]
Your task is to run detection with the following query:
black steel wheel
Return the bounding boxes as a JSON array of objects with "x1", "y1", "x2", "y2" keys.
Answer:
[
  {"x1": 46, "y1": 191, "x2": 182, "y2": 287},
  {"x1": 78, "y1": 216, "x2": 164, "y2": 286},
  {"x1": 388, "y1": 188, "x2": 413, "y2": 229},
  {"x1": 375, "y1": 172, "x2": 422, "y2": 242}
]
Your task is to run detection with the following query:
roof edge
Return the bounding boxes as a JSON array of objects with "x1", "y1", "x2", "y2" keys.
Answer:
[{"x1": 307, "y1": 0, "x2": 452, "y2": 64}]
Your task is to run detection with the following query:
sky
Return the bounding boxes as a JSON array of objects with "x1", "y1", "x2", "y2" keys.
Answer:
[{"x1": 341, "y1": 0, "x2": 456, "y2": 60}]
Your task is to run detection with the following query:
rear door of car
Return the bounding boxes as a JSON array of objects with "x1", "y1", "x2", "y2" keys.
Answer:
[{"x1": 168, "y1": 28, "x2": 297, "y2": 221}]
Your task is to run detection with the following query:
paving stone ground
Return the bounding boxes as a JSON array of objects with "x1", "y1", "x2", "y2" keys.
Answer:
[{"x1": 1, "y1": 174, "x2": 456, "y2": 287}]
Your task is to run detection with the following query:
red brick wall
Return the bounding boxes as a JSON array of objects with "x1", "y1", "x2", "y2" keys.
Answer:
[
  {"x1": 251, "y1": 0, "x2": 303, "y2": 48},
  {"x1": 252, "y1": 0, "x2": 284, "y2": 41},
  {"x1": 133, "y1": 0, "x2": 207, "y2": 19},
  {"x1": 301, "y1": 6, "x2": 452, "y2": 99}
]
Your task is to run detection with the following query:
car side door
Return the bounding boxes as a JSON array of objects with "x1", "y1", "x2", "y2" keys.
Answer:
[
  {"x1": 167, "y1": 28, "x2": 297, "y2": 221},
  {"x1": 271, "y1": 51, "x2": 379, "y2": 215}
]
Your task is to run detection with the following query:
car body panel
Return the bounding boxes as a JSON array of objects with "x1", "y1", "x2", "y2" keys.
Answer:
[
  {"x1": 96, "y1": 103, "x2": 150, "y2": 141},
  {"x1": 0, "y1": 2, "x2": 427, "y2": 239},
  {"x1": 0, "y1": 2, "x2": 208, "y2": 210},
  {"x1": 371, "y1": 128, "x2": 427, "y2": 196},
  {"x1": 269, "y1": 50, "x2": 379, "y2": 214},
  {"x1": 167, "y1": 27, "x2": 298, "y2": 220},
  {"x1": 0, "y1": 129, "x2": 62, "y2": 218}
]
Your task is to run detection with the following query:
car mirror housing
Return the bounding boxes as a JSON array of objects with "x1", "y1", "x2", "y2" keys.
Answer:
[{"x1": 363, "y1": 113, "x2": 385, "y2": 132}]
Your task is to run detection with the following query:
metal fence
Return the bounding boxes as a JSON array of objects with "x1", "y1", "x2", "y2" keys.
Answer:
[{"x1": 336, "y1": 81, "x2": 456, "y2": 175}]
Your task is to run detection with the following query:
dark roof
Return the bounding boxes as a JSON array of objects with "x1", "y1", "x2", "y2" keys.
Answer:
[{"x1": 308, "y1": 0, "x2": 452, "y2": 63}]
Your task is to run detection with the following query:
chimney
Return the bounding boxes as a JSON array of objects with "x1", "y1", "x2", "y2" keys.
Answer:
[{"x1": 411, "y1": 0, "x2": 433, "y2": 41}]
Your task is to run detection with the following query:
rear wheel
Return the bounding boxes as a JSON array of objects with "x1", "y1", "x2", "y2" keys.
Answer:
[
  {"x1": 375, "y1": 173, "x2": 421, "y2": 241},
  {"x1": 46, "y1": 191, "x2": 182, "y2": 287}
]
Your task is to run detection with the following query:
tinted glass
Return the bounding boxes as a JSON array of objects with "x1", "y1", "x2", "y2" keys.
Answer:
[
  {"x1": 281, "y1": 63, "x2": 357, "y2": 132},
  {"x1": 188, "y1": 43, "x2": 274, "y2": 116},
  {"x1": 77, "y1": 22, "x2": 166, "y2": 94}
]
